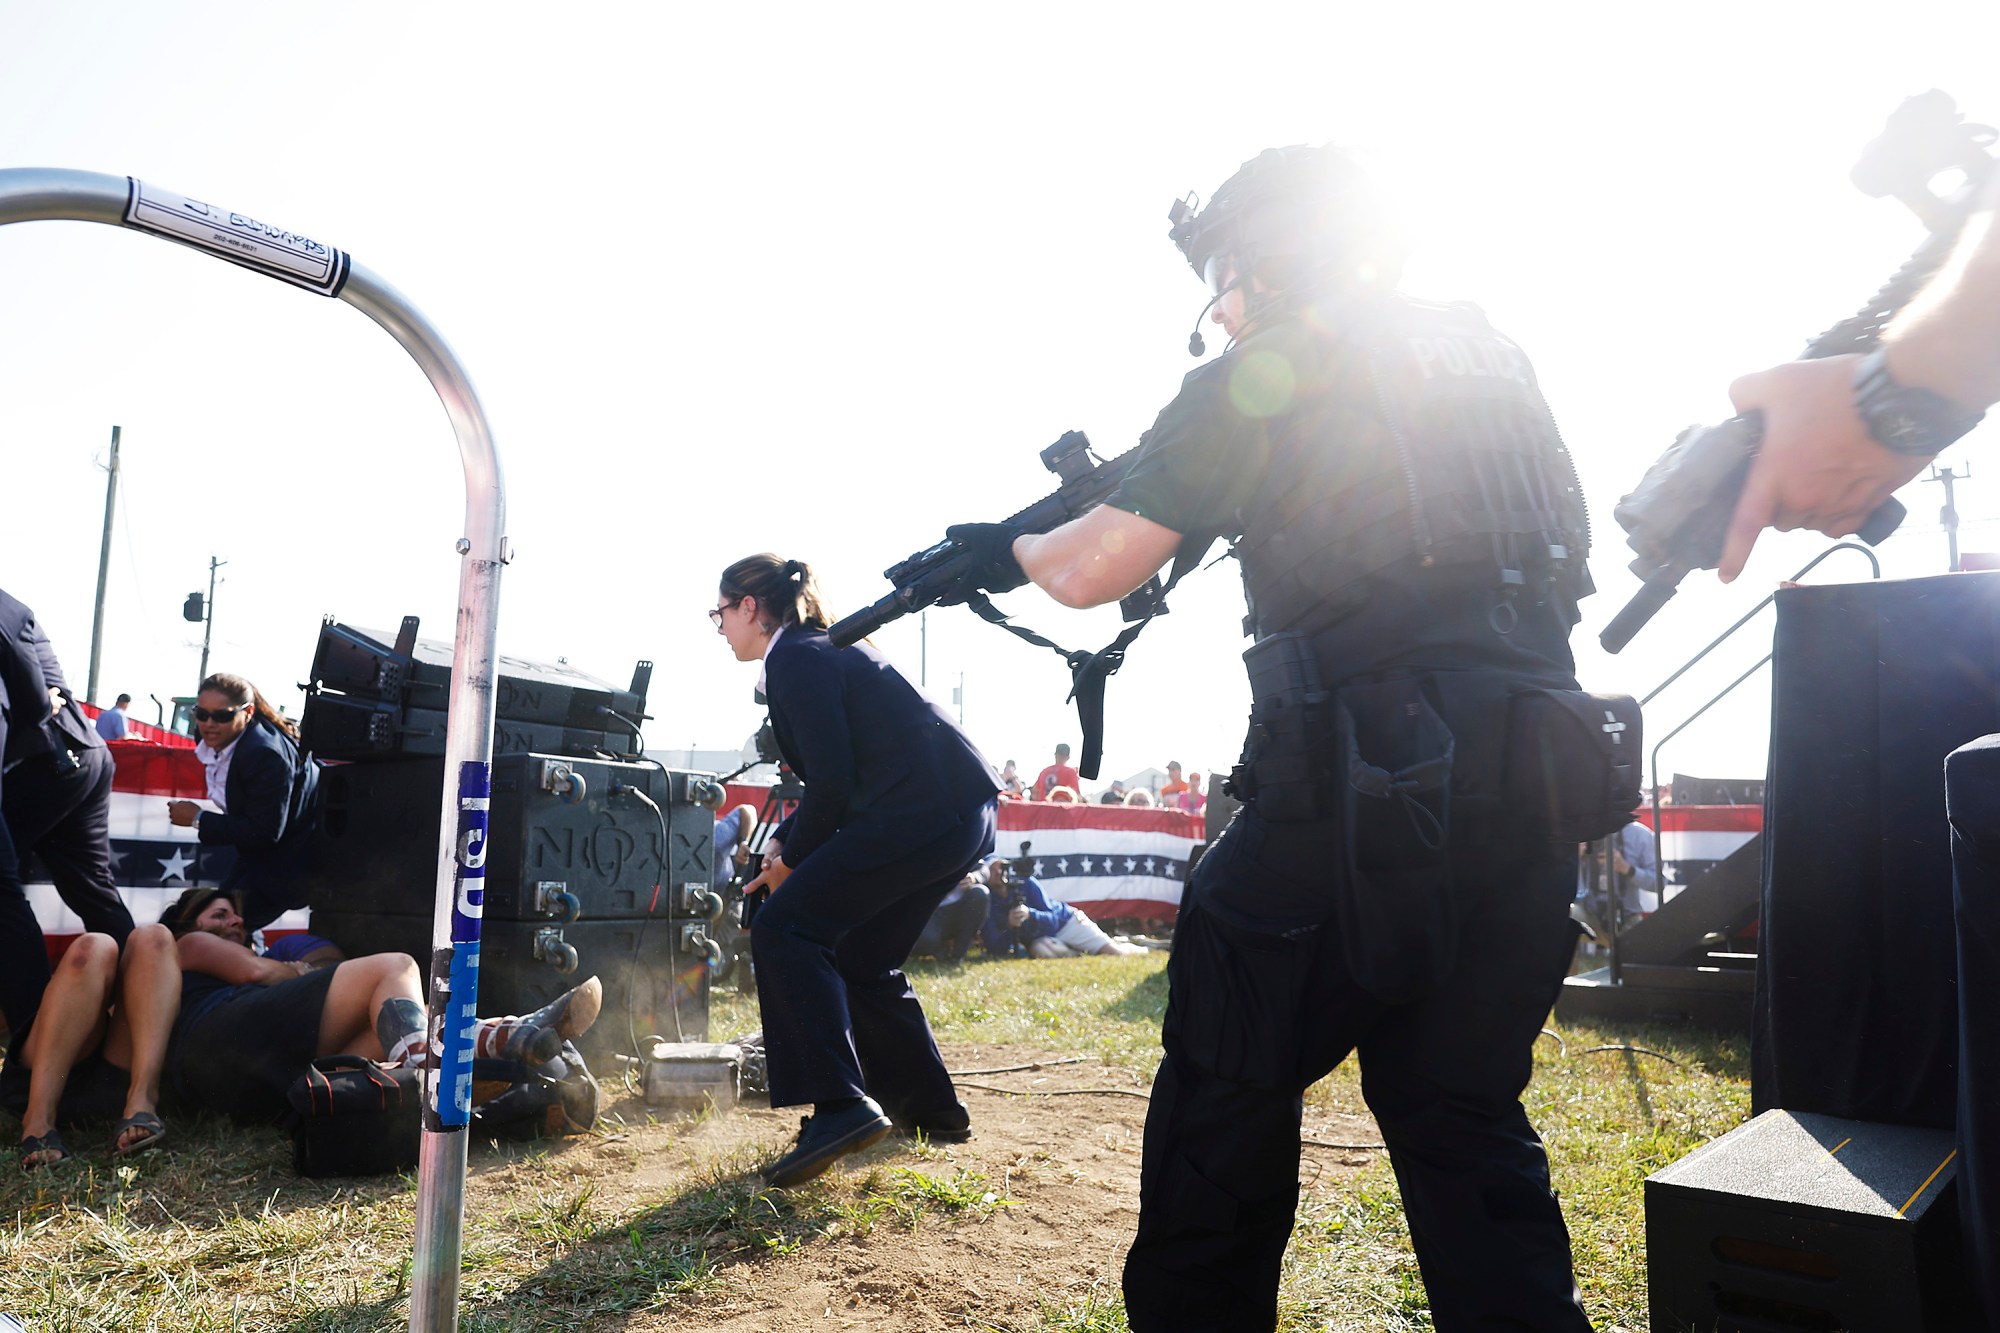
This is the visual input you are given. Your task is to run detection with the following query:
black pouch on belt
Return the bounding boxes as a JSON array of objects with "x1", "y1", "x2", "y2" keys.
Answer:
[
  {"x1": 1503, "y1": 689, "x2": 1643, "y2": 842},
  {"x1": 1334, "y1": 678, "x2": 1457, "y2": 1004},
  {"x1": 1230, "y1": 633, "x2": 1333, "y2": 823}
]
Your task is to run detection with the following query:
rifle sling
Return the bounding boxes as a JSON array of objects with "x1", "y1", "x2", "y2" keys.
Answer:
[{"x1": 962, "y1": 536, "x2": 1215, "y2": 781}]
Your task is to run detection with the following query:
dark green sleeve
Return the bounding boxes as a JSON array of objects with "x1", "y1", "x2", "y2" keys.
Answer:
[{"x1": 1103, "y1": 331, "x2": 1312, "y2": 536}]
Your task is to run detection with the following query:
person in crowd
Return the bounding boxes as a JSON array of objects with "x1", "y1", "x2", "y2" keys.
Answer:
[
  {"x1": 0, "y1": 587, "x2": 133, "y2": 1043},
  {"x1": 94, "y1": 693, "x2": 131, "y2": 741},
  {"x1": 165, "y1": 672, "x2": 322, "y2": 932},
  {"x1": 941, "y1": 145, "x2": 1598, "y2": 1329},
  {"x1": 714, "y1": 554, "x2": 1000, "y2": 1185},
  {"x1": 978, "y1": 858, "x2": 1147, "y2": 958},
  {"x1": 1033, "y1": 744, "x2": 1080, "y2": 800},
  {"x1": 1, "y1": 923, "x2": 177, "y2": 1166},
  {"x1": 713, "y1": 803, "x2": 760, "y2": 889},
  {"x1": 1177, "y1": 772, "x2": 1208, "y2": 816},
  {"x1": 908, "y1": 871, "x2": 991, "y2": 964},
  {"x1": 1159, "y1": 761, "x2": 1188, "y2": 801},
  {"x1": 160, "y1": 887, "x2": 600, "y2": 1124},
  {"x1": 1720, "y1": 172, "x2": 2000, "y2": 582},
  {"x1": 1046, "y1": 786, "x2": 1080, "y2": 804},
  {"x1": 1577, "y1": 820, "x2": 1662, "y2": 926},
  {"x1": 1099, "y1": 779, "x2": 1128, "y2": 804},
  {"x1": 998, "y1": 760, "x2": 1026, "y2": 800},
  {"x1": 1122, "y1": 787, "x2": 1157, "y2": 808}
]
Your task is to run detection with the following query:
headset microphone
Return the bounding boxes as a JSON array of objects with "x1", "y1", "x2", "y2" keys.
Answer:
[
  {"x1": 1184, "y1": 272, "x2": 1246, "y2": 357},
  {"x1": 1186, "y1": 290, "x2": 1224, "y2": 357}
]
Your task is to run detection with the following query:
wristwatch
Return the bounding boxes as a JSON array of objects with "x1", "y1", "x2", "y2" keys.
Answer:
[{"x1": 1852, "y1": 348, "x2": 1985, "y2": 457}]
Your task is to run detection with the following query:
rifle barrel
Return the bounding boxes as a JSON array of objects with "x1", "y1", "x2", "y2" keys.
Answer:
[{"x1": 828, "y1": 591, "x2": 907, "y2": 649}]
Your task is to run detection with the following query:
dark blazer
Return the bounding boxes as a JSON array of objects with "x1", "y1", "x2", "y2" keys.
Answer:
[
  {"x1": 0, "y1": 588, "x2": 102, "y2": 772},
  {"x1": 198, "y1": 717, "x2": 321, "y2": 865},
  {"x1": 765, "y1": 628, "x2": 999, "y2": 872}
]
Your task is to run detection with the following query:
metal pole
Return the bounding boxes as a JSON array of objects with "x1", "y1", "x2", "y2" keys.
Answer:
[
  {"x1": 87, "y1": 424, "x2": 120, "y2": 703},
  {"x1": 0, "y1": 168, "x2": 506, "y2": 1333},
  {"x1": 197, "y1": 555, "x2": 223, "y2": 685},
  {"x1": 1926, "y1": 464, "x2": 1969, "y2": 573}
]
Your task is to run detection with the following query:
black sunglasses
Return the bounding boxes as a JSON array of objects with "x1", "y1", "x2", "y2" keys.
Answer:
[{"x1": 192, "y1": 703, "x2": 249, "y2": 724}]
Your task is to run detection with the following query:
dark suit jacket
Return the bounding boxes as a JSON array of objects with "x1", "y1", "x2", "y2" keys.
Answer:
[
  {"x1": 198, "y1": 717, "x2": 321, "y2": 865},
  {"x1": 765, "y1": 628, "x2": 999, "y2": 872},
  {"x1": 0, "y1": 588, "x2": 102, "y2": 772}
]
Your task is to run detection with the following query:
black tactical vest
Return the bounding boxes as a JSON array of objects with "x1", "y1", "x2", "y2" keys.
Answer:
[{"x1": 1233, "y1": 295, "x2": 1591, "y2": 661}]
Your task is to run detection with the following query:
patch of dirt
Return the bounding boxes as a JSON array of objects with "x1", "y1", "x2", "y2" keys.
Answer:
[{"x1": 467, "y1": 1042, "x2": 1379, "y2": 1331}]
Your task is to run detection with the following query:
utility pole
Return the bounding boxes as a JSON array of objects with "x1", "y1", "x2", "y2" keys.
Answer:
[
  {"x1": 86, "y1": 425, "x2": 121, "y2": 703},
  {"x1": 1926, "y1": 464, "x2": 1972, "y2": 572}
]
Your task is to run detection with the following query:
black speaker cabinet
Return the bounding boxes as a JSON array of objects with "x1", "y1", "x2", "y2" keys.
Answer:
[
  {"x1": 301, "y1": 693, "x2": 642, "y2": 763},
  {"x1": 1647, "y1": 1109, "x2": 1972, "y2": 1331},
  {"x1": 304, "y1": 753, "x2": 718, "y2": 922},
  {"x1": 1756, "y1": 572, "x2": 2000, "y2": 1129},
  {"x1": 309, "y1": 911, "x2": 711, "y2": 1058},
  {"x1": 307, "y1": 619, "x2": 650, "y2": 726}
]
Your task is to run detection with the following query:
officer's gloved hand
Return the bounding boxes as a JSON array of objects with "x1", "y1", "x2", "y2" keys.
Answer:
[{"x1": 943, "y1": 522, "x2": 1030, "y2": 598}]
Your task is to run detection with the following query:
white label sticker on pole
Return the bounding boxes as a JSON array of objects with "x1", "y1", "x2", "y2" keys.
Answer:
[{"x1": 123, "y1": 179, "x2": 351, "y2": 297}]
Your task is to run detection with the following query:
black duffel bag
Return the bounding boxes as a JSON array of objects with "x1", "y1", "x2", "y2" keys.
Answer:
[{"x1": 286, "y1": 1055, "x2": 422, "y2": 1178}]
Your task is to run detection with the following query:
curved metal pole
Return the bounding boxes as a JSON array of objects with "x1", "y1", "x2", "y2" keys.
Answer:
[{"x1": 0, "y1": 168, "x2": 502, "y2": 1333}]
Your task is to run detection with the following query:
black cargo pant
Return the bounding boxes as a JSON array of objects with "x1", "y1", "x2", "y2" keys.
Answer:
[
  {"x1": 0, "y1": 745, "x2": 132, "y2": 1038},
  {"x1": 1122, "y1": 808, "x2": 1591, "y2": 1332}
]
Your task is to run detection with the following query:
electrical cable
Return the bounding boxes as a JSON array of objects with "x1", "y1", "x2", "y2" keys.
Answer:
[{"x1": 611, "y1": 779, "x2": 686, "y2": 1062}]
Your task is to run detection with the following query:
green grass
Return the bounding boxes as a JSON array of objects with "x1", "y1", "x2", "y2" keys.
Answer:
[{"x1": 0, "y1": 952, "x2": 1751, "y2": 1331}]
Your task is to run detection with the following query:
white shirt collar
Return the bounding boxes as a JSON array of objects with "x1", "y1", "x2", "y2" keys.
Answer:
[
  {"x1": 194, "y1": 733, "x2": 242, "y2": 811},
  {"x1": 756, "y1": 624, "x2": 786, "y2": 695}
]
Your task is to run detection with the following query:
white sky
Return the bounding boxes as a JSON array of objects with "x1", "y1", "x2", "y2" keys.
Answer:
[{"x1": 2, "y1": 2, "x2": 1996, "y2": 788}]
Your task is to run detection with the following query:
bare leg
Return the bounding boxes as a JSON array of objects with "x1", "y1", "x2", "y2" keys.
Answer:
[
  {"x1": 315, "y1": 953, "x2": 423, "y2": 1059},
  {"x1": 17, "y1": 935, "x2": 115, "y2": 1161},
  {"x1": 98, "y1": 925, "x2": 178, "y2": 1151}
]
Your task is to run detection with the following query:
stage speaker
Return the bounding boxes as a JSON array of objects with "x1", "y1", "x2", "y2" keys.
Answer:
[
  {"x1": 309, "y1": 910, "x2": 712, "y2": 1059},
  {"x1": 301, "y1": 694, "x2": 643, "y2": 762},
  {"x1": 1647, "y1": 1109, "x2": 1972, "y2": 1331},
  {"x1": 1757, "y1": 571, "x2": 2000, "y2": 1129},
  {"x1": 304, "y1": 753, "x2": 720, "y2": 921},
  {"x1": 306, "y1": 618, "x2": 651, "y2": 727}
]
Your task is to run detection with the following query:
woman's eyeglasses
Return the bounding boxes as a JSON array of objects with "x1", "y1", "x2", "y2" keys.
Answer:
[
  {"x1": 192, "y1": 704, "x2": 249, "y2": 724},
  {"x1": 708, "y1": 597, "x2": 744, "y2": 627}
]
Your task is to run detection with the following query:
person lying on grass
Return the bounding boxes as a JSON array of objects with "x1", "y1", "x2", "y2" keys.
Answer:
[
  {"x1": 159, "y1": 888, "x2": 601, "y2": 1124},
  {"x1": 2, "y1": 924, "x2": 178, "y2": 1167}
]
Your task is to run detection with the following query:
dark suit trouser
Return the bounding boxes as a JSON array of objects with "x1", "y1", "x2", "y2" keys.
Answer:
[
  {"x1": 752, "y1": 801, "x2": 996, "y2": 1113},
  {"x1": 1122, "y1": 813, "x2": 1590, "y2": 1333},
  {"x1": 1949, "y1": 736, "x2": 2000, "y2": 1332},
  {"x1": 0, "y1": 747, "x2": 131, "y2": 1038}
]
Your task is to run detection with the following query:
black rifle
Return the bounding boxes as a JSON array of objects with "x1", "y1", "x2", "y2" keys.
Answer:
[
  {"x1": 829, "y1": 430, "x2": 1158, "y2": 646},
  {"x1": 1601, "y1": 91, "x2": 1996, "y2": 654},
  {"x1": 830, "y1": 431, "x2": 1175, "y2": 780}
]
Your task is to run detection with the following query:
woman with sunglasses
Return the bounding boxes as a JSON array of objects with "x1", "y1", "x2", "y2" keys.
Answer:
[
  {"x1": 165, "y1": 672, "x2": 323, "y2": 932},
  {"x1": 713, "y1": 554, "x2": 1001, "y2": 1188}
]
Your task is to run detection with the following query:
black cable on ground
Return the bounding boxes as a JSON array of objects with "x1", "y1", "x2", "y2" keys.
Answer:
[
  {"x1": 947, "y1": 1056, "x2": 1092, "y2": 1077},
  {"x1": 1578, "y1": 1043, "x2": 1695, "y2": 1070}
]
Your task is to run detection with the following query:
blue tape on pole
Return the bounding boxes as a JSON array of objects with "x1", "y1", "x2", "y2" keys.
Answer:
[{"x1": 433, "y1": 760, "x2": 490, "y2": 1127}]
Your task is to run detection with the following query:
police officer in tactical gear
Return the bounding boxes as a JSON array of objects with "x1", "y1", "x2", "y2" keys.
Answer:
[{"x1": 948, "y1": 146, "x2": 1602, "y2": 1330}]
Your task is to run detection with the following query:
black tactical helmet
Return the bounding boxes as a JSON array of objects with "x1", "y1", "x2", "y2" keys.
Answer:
[{"x1": 1167, "y1": 144, "x2": 1399, "y2": 293}]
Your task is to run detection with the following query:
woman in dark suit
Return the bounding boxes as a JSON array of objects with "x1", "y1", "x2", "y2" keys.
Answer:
[
  {"x1": 166, "y1": 672, "x2": 322, "y2": 932},
  {"x1": 715, "y1": 553, "x2": 1000, "y2": 1187}
]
